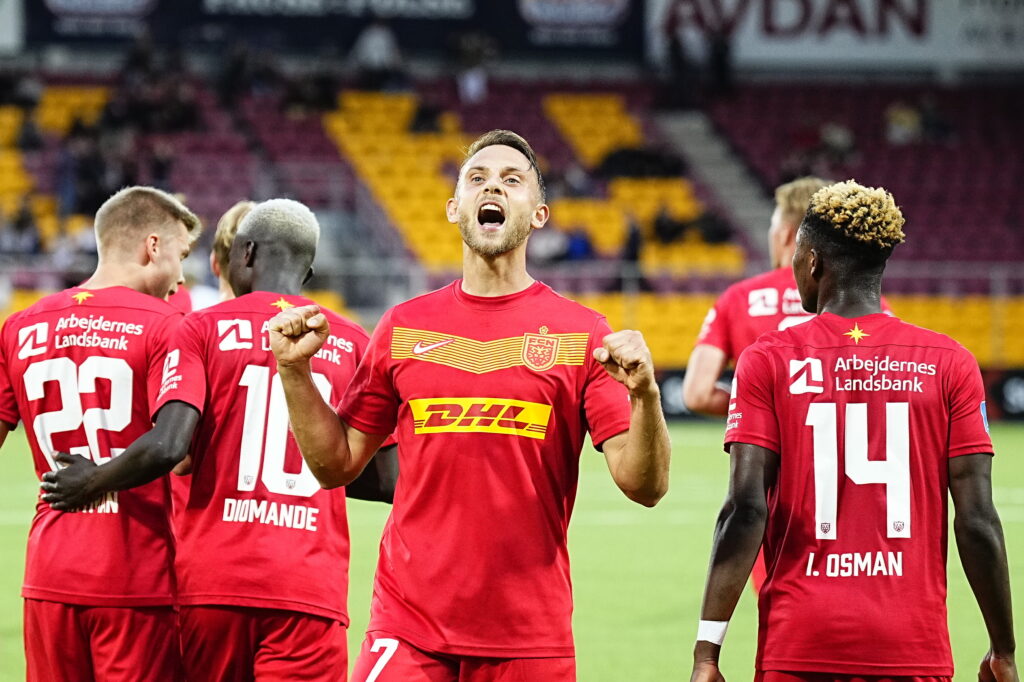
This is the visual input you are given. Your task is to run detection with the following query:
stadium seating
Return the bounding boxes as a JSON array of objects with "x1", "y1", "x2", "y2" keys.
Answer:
[{"x1": 708, "y1": 84, "x2": 1024, "y2": 264}]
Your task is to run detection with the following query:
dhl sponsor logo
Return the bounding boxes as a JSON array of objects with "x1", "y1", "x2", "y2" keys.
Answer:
[
  {"x1": 392, "y1": 327, "x2": 588, "y2": 374},
  {"x1": 408, "y1": 398, "x2": 552, "y2": 439}
]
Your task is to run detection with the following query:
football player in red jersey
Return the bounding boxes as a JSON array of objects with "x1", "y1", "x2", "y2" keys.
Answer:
[
  {"x1": 0, "y1": 186, "x2": 200, "y2": 682},
  {"x1": 683, "y1": 177, "x2": 831, "y2": 417},
  {"x1": 268, "y1": 130, "x2": 672, "y2": 682},
  {"x1": 43, "y1": 199, "x2": 396, "y2": 680},
  {"x1": 690, "y1": 181, "x2": 1016, "y2": 682}
]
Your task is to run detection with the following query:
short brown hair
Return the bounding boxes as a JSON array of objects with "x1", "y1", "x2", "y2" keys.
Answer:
[
  {"x1": 775, "y1": 176, "x2": 831, "y2": 225},
  {"x1": 463, "y1": 129, "x2": 546, "y2": 201},
  {"x1": 212, "y1": 200, "x2": 255, "y2": 275},
  {"x1": 94, "y1": 186, "x2": 201, "y2": 254}
]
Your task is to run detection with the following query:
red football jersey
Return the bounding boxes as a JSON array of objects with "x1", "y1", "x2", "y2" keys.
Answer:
[
  {"x1": 726, "y1": 312, "x2": 993, "y2": 676},
  {"x1": 338, "y1": 281, "x2": 632, "y2": 658},
  {"x1": 0, "y1": 287, "x2": 181, "y2": 606},
  {"x1": 154, "y1": 291, "x2": 368, "y2": 622},
  {"x1": 698, "y1": 267, "x2": 892, "y2": 361}
]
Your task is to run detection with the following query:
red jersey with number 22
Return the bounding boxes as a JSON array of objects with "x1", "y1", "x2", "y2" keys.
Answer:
[
  {"x1": 0, "y1": 287, "x2": 181, "y2": 606},
  {"x1": 726, "y1": 312, "x2": 992, "y2": 676},
  {"x1": 338, "y1": 281, "x2": 631, "y2": 658},
  {"x1": 154, "y1": 291, "x2": 368, "y2": 622}
]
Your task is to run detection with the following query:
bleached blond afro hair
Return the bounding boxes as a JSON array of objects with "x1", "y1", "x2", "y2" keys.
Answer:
[{"x1": 806, "y1": 180, "x2": 906, "y2": 250}]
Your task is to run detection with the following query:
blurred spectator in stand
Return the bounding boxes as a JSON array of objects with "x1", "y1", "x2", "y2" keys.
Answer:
[
  {"x1": 819, "y1": 120, "x2": 856, "y2": 165},
  {"x1": 662, "y1": 4, "x2": 696, "y2": 109},
  {"x1": 527, "y1": 225, "x2": 569, "y2": 265},
  {"x1": 609, "y1": 214, "x2": 652, "y2": 292},
  {"x1": 563, "y1": 162, "x2": 594, "y2": 197},
  {"x1": 12, "y1": 70, "x2": 42, "y2": 110},
  {"x1": 705, "y1": 24, "x2": 734, "y2": 98},
  {"x1": 350, "y1": 20, "x2": 405, "y2": 91},
  {"x1": 0, "y1": 198, "x2": 42, "y2": 256},
  {"x1": 218, "y1": 42, "x2": 254, "y2": 109},
  {"x1": 695, "y1": 210, "x2": 732, "y2": 244},
  {"x1": 150, "y1": 141, "x2": 175, "y2": 190},
  {"x1": 453, "y1": 31, "x2": 497, "y2": 105},
  {"x1": 564, "y1": 228, "x2": 595, "y2": 261},
  {"x1": 920, "y1": 95, "x2": 954, "y2": 144},
  {"x1": 654, "y1": 205, "x2": 686, "y2": 244},
  {"x1": 17, "y1": 116, "x2": 43, "y2": 152},
  {"x1": 885, "y1": 100, "x2": 922, "y2": 145}
]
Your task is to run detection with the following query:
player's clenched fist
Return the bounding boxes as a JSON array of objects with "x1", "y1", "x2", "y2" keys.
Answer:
[
  {"x1": 269, "y1": 304, "x2": 329, "y2": 368},
  {"x1": 593, "y1": 329, "x2": 657, "y2": 395}
]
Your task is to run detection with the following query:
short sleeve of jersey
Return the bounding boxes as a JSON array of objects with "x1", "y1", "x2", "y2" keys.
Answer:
[
  {"x1": 724, "y1": 344, "x2": 780, "y2": 454},
  {"x1": 583, "y1": 317, "x2": 631, "y2": 449},
  {"x1": 696, "y1": 288, "x2": 734, "y2": 357},
  {"x1": 0, "y1": 319, "x2": 17, "y2": 427},
  {"x1": 337, "y1": 310, "x2": 400, "y2": 436},
  {"x1": 153, "y1": 313, "x2": 207, "y2": 418},
  {"x1": 946, "y1": 346, "x2": 994, "y2": 458}
]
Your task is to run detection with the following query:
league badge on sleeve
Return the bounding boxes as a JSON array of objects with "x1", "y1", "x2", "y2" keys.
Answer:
[{"x1": 981, "y1": 401, "x2": 990, "y2": 433}]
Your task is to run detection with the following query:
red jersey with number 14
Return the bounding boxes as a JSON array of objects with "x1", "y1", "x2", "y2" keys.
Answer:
[
  {"x1": 0, "y1": 287, "x2": 181, "y2": 606},
  {"x1": 726, "y1": 312, "x2": 992, "y2": 676},
  {"x1": 154, "y1": 291, "x2": 368, "y2": 622}
]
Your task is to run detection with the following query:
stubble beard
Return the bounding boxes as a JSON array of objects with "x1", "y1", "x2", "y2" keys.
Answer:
[{"x1": 458, "y1": 210, "x2": 532, "y2": 257}]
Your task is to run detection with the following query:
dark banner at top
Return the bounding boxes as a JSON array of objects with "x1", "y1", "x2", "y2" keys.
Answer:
[{"x1": 26, "y1": 0, "x2": 644, "y2": 58}]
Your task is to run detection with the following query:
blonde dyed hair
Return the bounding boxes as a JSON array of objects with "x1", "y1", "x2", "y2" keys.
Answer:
[
  {"x1": 94, "y1": 186, "x2": 201, "y2": 254},
  {"x1": 212, "y1": 200, "x2": 255, "y2": 274},
  {"x1": 775, "y1": 176, "x2": 831, "y2": 224},
  {"x1": 807, "y1": 180, "x2": 906, "y2": 249}
]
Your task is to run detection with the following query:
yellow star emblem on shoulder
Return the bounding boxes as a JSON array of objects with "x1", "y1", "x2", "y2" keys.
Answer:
[
  {"x1": 844, "y1": 323, "x2": 870, "y2": 344},
  {"x1": 71, "y1": 291, "x2": 93, "y2": 305},
  {"x1": 270, "y1": 297, "x2": 294, "y2": 311}
]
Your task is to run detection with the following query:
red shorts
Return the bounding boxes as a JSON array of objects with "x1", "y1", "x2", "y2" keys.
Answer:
[
  {"x1": 757, "y1": 672, "x2": 951, "y2": 682},
  {"x1": 24, "y1": 598, "x2": 182, "y2": 682},
  {"x1": 351, "y1": 631, "x2": 575, "y2": 682},
  {"x1": 178, "y1": 605, "x2": 347, "y2": 682}
]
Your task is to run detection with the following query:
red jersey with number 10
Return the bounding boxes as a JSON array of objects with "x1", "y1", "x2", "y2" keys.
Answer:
[
  {"x1": 154, "y1": 291, "x2": 368, "y2": 622},
  {"x1": 726, "y1": 312, "x2": 992, "y2": 676},
  {"x1": 0, "y1": 287, "x2": 181, "y2": 606}
]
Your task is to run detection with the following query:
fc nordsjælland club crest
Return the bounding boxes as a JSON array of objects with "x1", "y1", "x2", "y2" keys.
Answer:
[{"x1": 522, "y1": 333, "x2": 559, "y2": 371}]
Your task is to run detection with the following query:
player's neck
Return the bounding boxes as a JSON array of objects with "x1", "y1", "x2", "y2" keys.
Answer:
[
  {"x1": 817, "y1": 288, "x2": 883, "y2": 318},
  {"x1": 250, "y1": 273, "x2": 304, "y2": 297},
  {"x1": 460, "y1": 247, "x2": 535, "y2": 297},
  {"x1": 81, "y1": 264, "x2": 151, "y2": 296}
]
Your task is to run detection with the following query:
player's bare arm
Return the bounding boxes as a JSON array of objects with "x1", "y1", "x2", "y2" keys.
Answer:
[
  {"x1": 0, "y1": 421, "x2": 9, "y2": 449},
  {"x1": 690, "y1": 442, "x2": 777, "y2": 681},
  {"x1": 595, "y1": 329, "x2": 670, "y2": 507},
  {"x1": 39, "y1": 402, "x2": 200, "y2": 511},
  {"x1": 681, "y1": 344, "x2": 731, "y2": 417},
  {"x1": 949, "y1": 453, "x2": 1018, "y2": 682},
  {"x1": 269, "y1": 304, "x2": 387, "y2": 487},
  {"x1": 344, "y1": 444, "x2": 399, "y2": 504}
]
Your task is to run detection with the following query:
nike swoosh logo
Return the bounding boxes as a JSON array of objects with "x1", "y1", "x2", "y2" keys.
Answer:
[{"x1": 412, "y1": 339, "x2": 454, "y2": 355}]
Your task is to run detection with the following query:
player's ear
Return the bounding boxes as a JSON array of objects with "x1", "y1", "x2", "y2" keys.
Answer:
[
  {"x1": 808, "y1": 247, "x2": 823, "y2": 281},
  {"x1": 145, "y1": 233, "x2": 161, "y2": 263},
  {"x1": 445, "y1": 197, "x2": 458, "y2": 224},
  {"x1": 530, "y1": 203, "x2": 550, "y2": 230},
  {"x1": 209, "y1": 251, "x2": 221, "y2": 277},
  {"x1": 303, "y1": 266, "x2": 314, "y2": 285},
  {"x1": 243, "y1": 241, "x2": 256, "y2": 268}
]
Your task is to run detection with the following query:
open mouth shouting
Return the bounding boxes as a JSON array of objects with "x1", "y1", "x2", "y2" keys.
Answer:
[{"x1": 477, "y1": 201, "x2": 506, "y2": 230}]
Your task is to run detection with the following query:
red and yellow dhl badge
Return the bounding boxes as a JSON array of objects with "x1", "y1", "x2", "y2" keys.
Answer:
[
  {"x1": 409, "y1": 397, "x2": 552, "y2": 440},
  {"x1": 522, "y1": 333, "x2": 559, "y2": 372}
]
